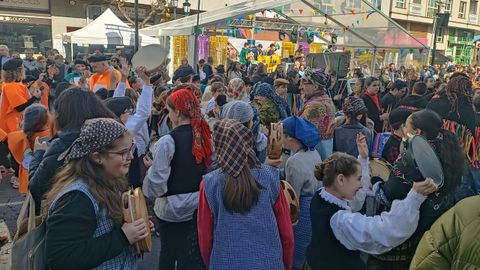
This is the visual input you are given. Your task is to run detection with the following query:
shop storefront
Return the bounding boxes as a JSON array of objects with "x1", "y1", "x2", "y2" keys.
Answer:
[{"x1": 0, "y1": 0, "x2": 51, "y2": 54}]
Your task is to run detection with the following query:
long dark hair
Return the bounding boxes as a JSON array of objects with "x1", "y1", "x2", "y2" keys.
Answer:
[
  {"x1": 54, "y1": 88, "x2": 116, "y2": 131},
  {"x1": 46, "y1": 133, "x2": 131, "y2": 225},
  {"x1": 222, "y1": 166, "x2": 261, "y2": 214},
  {"x1": 22, "y1": 104, "x2": 50, "y2": 147},
  {"x1": 410, "y1": 110, "x2": 466, "y2": 194},
  {"x1": 445, "y1": 76, "x2": 472, "y2": 118}
]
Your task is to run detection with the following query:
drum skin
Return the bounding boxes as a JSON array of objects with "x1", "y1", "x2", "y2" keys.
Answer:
[{"x1": 280, "y1": 180, "x2": 300, "y2": 225}]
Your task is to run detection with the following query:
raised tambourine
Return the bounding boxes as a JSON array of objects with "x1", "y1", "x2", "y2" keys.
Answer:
[
  {"x1": 122, "y1": 188, "x2": 152, "y2": 252},
  {"x1": 403, "y1": 135, "x2": 444, "y2": 188},
  {"x1": 131, "y1": 44, "x2": 169, "y2": 73}
]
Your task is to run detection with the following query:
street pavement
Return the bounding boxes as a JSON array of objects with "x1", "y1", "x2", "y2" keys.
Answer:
[{"x1": 0, "y1": 175, "x2": 160, "y2": 269}]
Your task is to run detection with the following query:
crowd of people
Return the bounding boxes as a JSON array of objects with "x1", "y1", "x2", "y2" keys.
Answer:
[{"x1": 0, "y1": 42, "x2": 479, "y2": 270}]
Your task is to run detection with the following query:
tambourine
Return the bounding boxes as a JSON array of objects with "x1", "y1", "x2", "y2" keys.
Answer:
[
  {"x1": 268, "y1": 122, "x2": 283, "y2": 159},
  {"x1": 369, "y1": 159, "x2": 392, "y2": 182},
  {"x1": 280, "y1": 180, "x2": 299, "y2": 225},
  {"x1": 131, "y1": 44, "x2": 169, "y2": 73},
  {"x1": 122, "y1": 188, "x2": 152, "y2": 252},
  {"x1": 403, "y1": 135, "x2": 444, "y2": 188}
]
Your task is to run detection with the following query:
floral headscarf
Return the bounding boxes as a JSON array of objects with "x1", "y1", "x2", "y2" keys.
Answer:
[{"x1": 169, "y1": 89, "x2": 212, "y2": 166}]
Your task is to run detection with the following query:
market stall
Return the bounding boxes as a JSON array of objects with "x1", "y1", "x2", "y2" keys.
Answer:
[
  {"x1": 63, "y1": 9, "x2": 159, "y2": 58},
  {"x1": 140, "y1": 0, "x2": 428, "y2": 75}
]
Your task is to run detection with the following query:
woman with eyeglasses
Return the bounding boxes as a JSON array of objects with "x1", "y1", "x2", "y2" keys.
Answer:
[
  {"x1": 143, "y1": 89, "x2": 212, "y2": 270},
  {"x1": 45, "y1": 118, "x2": 150, "y2": 269}
]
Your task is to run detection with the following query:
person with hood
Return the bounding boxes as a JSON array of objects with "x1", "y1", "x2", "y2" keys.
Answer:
[
  {"x1": 298, "y1": 68, "x2": 336, "y2": 160},
  {"x1": 252, "y1": 82, "x2": 291, "y2": 127}
]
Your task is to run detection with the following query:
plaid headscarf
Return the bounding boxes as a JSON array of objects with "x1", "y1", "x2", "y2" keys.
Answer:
[
  {"x1": 60, "y1": 118, "x2": 128, "y2": 162},
  {"x1": 342, "y1": 96, "x2": 368, "y2": 116},
  {"x1": 213, "y1": 119, "x2": 259, "y2": 177},
  {"x1": 169, "y1": 89, "x2": 212, "y2": 166},
  {"x1": 302, "y1": 67, "x2": 331, "y2": 89}
]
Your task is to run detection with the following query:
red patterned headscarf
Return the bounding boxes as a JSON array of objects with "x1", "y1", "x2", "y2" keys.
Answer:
[{"x1": 169, "y1": 89, "x2": 212, "y2": 166}]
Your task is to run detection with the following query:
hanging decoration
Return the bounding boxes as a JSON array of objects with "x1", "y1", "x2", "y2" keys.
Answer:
[
  {"x1": 198, "y1": 35, "x2": 210, "y2": 62},
  {"x1": 366, "y1": 10, "x2": 377, "y2": 19},
  {"x1": 172, "y1": 36, "x2": 188, "y2": 71},
  {"x1": 357, "y1": 48, "x2": 362, "y2": 54},
  {"x1": 419, "y1": 48, "x2": 424, "y2": 53},
  {"x1": 312, "y1": 9, "x2": 316, "y2": 15},
  {"x1": 248, "y1": 14, "x2": 254, "y2": 20},
  {"x1": 299, "y1": 9, "x2": 304, "y2": 14},
  {"x1": 366, "y1": 48, "x2": 370, "y2": 53},
  {"x1": 277, "y1": 7, "x2": 283, "y2": 13},
  {"x1": 210, "y1": 36, "x2": 228, "y2": 67},
  {"x1": 409, "y1": 48, "x2": 414, "y2": 54},
  {"x1": 227, "y1": 19, "x2": 231, "y2": 25},
  {"x1": 399, "y1": 48, "x2": 405, "y2": 54},
  {"x1": 261, "y1": 10, "x2": 266, "y2": 16}
]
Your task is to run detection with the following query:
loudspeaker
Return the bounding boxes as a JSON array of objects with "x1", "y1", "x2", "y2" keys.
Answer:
[
  {"x1": 290, "y1": 31, "x2": 298, "y2": 43},
  {"x1": 279, "y1": 31, "x2": 286, "y2": 41},
  {"x1": 437, "y1": 13, "x2": 450, "y2": 27}
]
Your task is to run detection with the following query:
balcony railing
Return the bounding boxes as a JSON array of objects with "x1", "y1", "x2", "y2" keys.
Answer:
[
  {"x1": 469, "y1": 13, "x2": 478, "y2": 24},
  {"x1": 409, "y1": 2, "x2": 422, "y2": 16}
]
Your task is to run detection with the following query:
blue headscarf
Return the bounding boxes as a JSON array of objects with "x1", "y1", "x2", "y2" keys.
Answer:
[
  {"x1": 282, "y1": 116, "x2": 320, "y2": 151},
  {"x1": 253, "y1": 82, "x2": 291, "y2": 119}
]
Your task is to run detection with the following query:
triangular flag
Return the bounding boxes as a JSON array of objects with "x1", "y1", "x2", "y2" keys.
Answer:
[
  {"x1": 277, "y1": 8, "x2": 283, "y2": 13},
  {"x1": 312, "y1": 9, "x2": 316, "y2": 15},
  {"x1": 248, "y1": 14, "x2": 254, "y2": 20},
  {"x1": 299, "y1": 9, "x2": 304, "y2": 14},
  {"x1": 261, "y1": 10, "x2": 266, "y2": 16},
  {"x1": 250, "y1": 28, "x2": 254, "y2": 35},
  {"x1": 321, "y1": 31, "x2": 326, "y2": 37},
  {"x1": 366, "y1": 48, "x2": 370, "y2": 53},
  {"x1": 227, "y1": 19, "x2": 231, "y2": 25},
  {"x1": 409, "y1": 49, "x2": 414, "y2": 54},
  {"x1": 221, "y1": 29, "x2": 225, "y2": 36},
  {"x1": 233, "y1": 28, "x2": 237, "y2": 37},
  {"x1": 227, "y1": 29, "x2": 231, "y2": 36},
  {"x1": 342, "y1": 47, "x2": 345, "y2": 52}
]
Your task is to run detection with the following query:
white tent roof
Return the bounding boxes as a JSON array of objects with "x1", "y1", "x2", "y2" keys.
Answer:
[
  {"x1": 140, "y1": 0, "x2": 427, "y2": 49},
  {"x1": 64, "y1": 9, "x2": 158, "y2": 46}
]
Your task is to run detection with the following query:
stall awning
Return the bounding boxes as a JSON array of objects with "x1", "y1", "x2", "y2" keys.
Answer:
[
  {"x1": 64, "y1": 8, "x2": 158, "y2": 46},
  {"x1": 140, "y1": 0, "x2": 427, "y2": 49}
]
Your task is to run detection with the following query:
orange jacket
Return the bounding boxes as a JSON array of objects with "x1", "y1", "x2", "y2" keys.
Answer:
[
  {"x1": 7, "y1": 129, "x2": 51, "y2": 193},
  {"x1": 0, "y1": 82, "x2": 30, "y2": 133}
]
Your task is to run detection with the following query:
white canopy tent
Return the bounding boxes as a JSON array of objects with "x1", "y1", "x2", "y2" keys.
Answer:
[{"x1": 63, "y1": 8, "x2": 158, "y2": 47}]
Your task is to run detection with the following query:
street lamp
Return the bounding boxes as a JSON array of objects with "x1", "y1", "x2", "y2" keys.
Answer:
[
  {"x1": 183, "y1": 0, "x2": 191, "y2": 16},
  {"x1": 171, "y1": 0, "x2": 178, "y2": 19}
]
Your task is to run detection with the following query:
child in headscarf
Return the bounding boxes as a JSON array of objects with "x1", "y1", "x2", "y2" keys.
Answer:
[
  {"x1": 281, "y1": 116, "x2": 322, "y2": 269},
  {"x1": 197, "y1": 119, "x2": 293, "y2": 270},
  {"x1": 143, "y1": 89, "x2": 211, "y2": 269},
  {"x1": 334, "y1": 96, "x2": 372, "y2": 157}
]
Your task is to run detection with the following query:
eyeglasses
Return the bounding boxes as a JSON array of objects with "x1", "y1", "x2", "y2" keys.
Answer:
[
  {"x1": 102, "y1": 142, "x2": 136, "y2": 161},
  {"x1": 124, "y1": 108, "x2": 135, "y2": 115}
]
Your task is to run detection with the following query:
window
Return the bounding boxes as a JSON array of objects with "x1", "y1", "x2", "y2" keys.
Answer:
[
  {"x1": 87, "y1": 5, "x2": 106, "y2": 22},
  {"x1": 427, "y1": 0, "x2": 437, "y2": 18},
  {"x1": 445, "y1": 0, "x2": 452, "y2": 12},
  {"x1": 436, "y1": 28, "x2": 444, "y2": 43},
  {"x1": 459, "y1": 1, "x2": 467, "y2": 18},
  {"x1": 371, "y1": 0, "x2": 381, "y2": 9},
  {"x1": 395, "y1": 0, "x2": 406, "y2": 8}
]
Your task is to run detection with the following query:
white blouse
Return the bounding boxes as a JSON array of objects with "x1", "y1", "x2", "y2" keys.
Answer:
[{"x1": 321, "y1": 186, "x2": 426, "y2": 255}]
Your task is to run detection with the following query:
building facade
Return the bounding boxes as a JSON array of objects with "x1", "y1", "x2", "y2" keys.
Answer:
[{"x1": 388, "y1": 0, "x2": 480, "y2": 64}]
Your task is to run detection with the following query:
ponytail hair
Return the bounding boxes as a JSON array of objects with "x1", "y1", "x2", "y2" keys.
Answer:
[
  {"x1": 314, "y1": 152, "x2": 360, "y2": 187},
  {"x1": 435, "y1": 129, "x2": 466, "y2": 194},
  {"x1": 222, "y1": 167, "x2": 262, "y2": 214}
]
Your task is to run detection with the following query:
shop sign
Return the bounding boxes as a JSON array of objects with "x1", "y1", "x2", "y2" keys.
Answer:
[
  {"x1": 0, "y1": 0, "x2": 49, "y2": 11},
  {"x1": 0, "y1": 14, "x2": 50, "y2": 25}
]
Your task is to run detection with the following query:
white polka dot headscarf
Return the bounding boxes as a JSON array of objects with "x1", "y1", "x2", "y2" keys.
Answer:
[{"x1": 59, "y1": 118, "x2": 128, "y2": 163}]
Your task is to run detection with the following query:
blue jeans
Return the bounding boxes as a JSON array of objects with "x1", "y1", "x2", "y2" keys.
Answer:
[
  {"x1": 459, "y1": 165, "x2": 480, "y2": 196},
  {"x1": 315, "y1": 139, "x2": 333, "y2": 160}
]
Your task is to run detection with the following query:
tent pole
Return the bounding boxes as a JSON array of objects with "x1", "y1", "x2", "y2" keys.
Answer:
[
  {"x1": 134, "y1": 0, "x2": 139, "y2": 52},
  {"x1": 193, "y1": 0, "x2": 201, "y2": 73},
  {"x1": 371, "y1": 48, "x2": 377, "y2": 77},
  {"x1": 70, "y1": 42, "x2": 73, "y2": 62}
]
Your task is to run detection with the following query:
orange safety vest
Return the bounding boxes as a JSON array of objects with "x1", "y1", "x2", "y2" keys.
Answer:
[
  {"x1": 0, "y1": 82, "x2": 30, "y2": 133},
  {"x1": 7, "y1": 129, "x2": 51, "y2": 194},
  {"x1": 89, "y1": 68, "x2": 130, "y2": 92}
]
